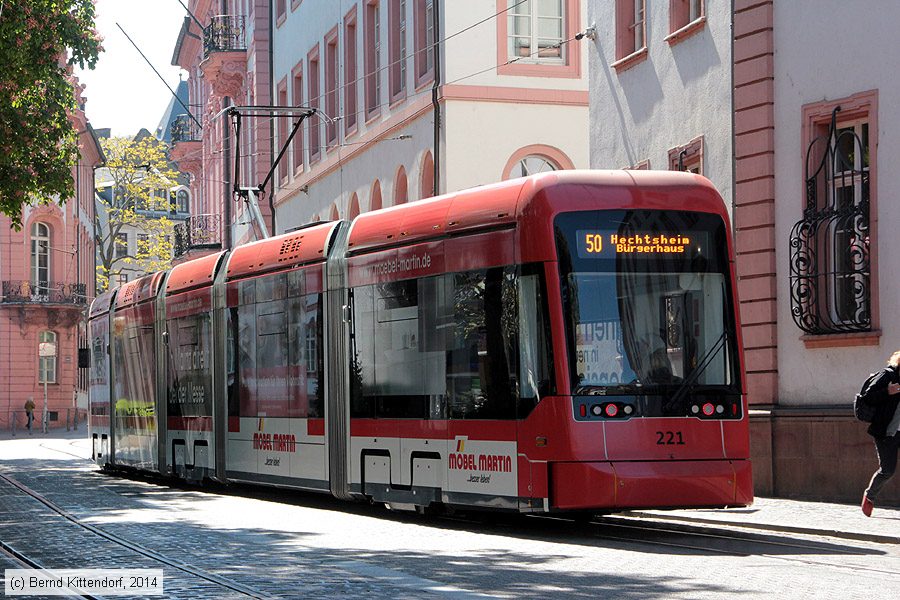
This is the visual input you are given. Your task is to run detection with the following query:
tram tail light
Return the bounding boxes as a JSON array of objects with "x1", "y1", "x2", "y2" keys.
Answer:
[
  {"x1": 691, "y1": 402, "x2": 732, "y2": 419},
  {"x1": 579, "y1": 404, "x2": 587, "y2": 418}
]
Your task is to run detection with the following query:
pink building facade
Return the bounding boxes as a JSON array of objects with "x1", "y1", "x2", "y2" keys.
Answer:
[
  {"x1": 170, "y1": 0, "x2": 273, "y2": 255},
  {"x1": 0, "y1": 83, "x2": 102, "y2": 432}
]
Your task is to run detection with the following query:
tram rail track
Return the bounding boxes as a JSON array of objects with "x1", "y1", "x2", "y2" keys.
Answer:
[
  {"x1": 0, "y1": 469, "x2": 275, "y2": 599},
  {"x1": 0, "y1": 540, "x2": 101, "y2": 600},
  {"x1": 14, "y1": 441, "x2": 900, "y2": 589},
  {"x1": 531, "y1": 514, "x2": 900, "y2": 578}
]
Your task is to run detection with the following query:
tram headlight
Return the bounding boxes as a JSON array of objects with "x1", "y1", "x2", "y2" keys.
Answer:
[{"x1": 591, "y1": 404, "x2": 603, "y2": 416}]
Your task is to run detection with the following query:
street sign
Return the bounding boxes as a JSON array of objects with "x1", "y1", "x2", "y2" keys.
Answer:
[{"x1": 38, "y1": 342, "x2": 57, "y2": 357}]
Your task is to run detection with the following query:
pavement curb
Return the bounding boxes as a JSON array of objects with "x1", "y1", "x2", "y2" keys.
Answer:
[{"x1": 623, "y1": 511, "x2": 900, "y2": 545}]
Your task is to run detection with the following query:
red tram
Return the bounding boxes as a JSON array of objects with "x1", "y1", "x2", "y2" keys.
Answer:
[{"x1": 89, "y1": 170, "x2": 753, "y2": 513}]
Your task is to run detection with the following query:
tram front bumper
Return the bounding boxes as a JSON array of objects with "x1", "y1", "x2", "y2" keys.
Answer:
[{"x1": 551, "y1": 459, "x2": 753, "y2": 511}]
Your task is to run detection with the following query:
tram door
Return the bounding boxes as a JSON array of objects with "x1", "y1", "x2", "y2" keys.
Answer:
[{"x1": 444, "y1": 268, "x2": 520, "y2": 508}]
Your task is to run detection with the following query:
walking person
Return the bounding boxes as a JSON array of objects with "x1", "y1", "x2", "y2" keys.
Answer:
[
  {"x1": 861, "y1": 350, "x2": 900, "y2": 517},
  {"x1": 23, "y1": 398, "x2": 35, "y2": 434}
]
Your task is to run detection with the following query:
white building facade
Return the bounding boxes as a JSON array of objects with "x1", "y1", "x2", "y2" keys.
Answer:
[
  {"x1": 271, "y1": 0, "x2": 590, "y2": 230},
  {"x1": 586, "y1": 0, "x2": 732, "y2": 201},
  {"x1": 586, "y1": 0, "x2": 900, "y2": 504}
]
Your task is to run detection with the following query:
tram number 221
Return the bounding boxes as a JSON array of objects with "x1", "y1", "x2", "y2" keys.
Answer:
[{"x1": 656, "y1": 431, "x2": 686, "y2": 445}]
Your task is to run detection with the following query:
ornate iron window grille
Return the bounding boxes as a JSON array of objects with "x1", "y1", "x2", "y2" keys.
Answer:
[{"x1": 789, "y1": 107, "x2": 871, "y2": 334}]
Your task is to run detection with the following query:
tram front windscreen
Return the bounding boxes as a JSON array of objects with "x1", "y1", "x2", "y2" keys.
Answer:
[{"x1": 555, "y1": 209, "x2": 742, "y2": 418}]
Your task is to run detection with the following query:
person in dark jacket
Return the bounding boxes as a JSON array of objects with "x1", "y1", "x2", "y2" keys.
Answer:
[{"x1": 862, "y1": 349, "x2": 900, "y2": 517}]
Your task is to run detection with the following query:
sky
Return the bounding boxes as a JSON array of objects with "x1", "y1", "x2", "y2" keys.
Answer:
[{"x1": 75, "y1": 0, "x2": 188, "y2": 138}]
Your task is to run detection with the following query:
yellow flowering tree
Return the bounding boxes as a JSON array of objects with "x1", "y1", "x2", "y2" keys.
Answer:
[{"x1": 95, "y1": 136, "x2": 180, "y2": 292}]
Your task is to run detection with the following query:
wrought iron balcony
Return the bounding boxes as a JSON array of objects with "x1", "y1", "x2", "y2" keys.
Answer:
[
  {"x1": 174, "y1": 214, "x2": 223, "y2": 257},
  {"x1": 171, "y1": 114, "x2": 201, "y2": 143},
  {"x1": 204, "y1": 15, "x2": 246, "y2": 56},
  {"x1": 1, "y1": 281, "x2": 87, "y2": 305}
]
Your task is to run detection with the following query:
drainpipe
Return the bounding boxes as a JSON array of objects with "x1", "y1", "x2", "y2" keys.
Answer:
[
  {"x1": 223, "y1": 96, "x2": 233, "y2": 249},
  {"x1": 431, "y1": 0, "x2": 441, "y2": 196},
  {"x1": 269, "y1": 1, "x2": 277, "y2": 233}
]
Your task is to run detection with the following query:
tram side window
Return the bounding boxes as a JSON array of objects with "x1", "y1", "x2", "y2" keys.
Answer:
[
  {"x1": 236, "y1": 279, "x2": 258, "y2": 417},
  {"x1": 231, "y1": 273, "x2": 324, "y2": 419},
  {"x1": 350, "y1": 278, "x2": 444, "y2": 419},
  {"x1": 116, "y1": 313, "x2": 156, "y2": 419},
  {"x1": 516, "y1": 269, "x2": 554, "y2": 417},
  {"x1": 446, "y1": 268, "x2": 518, "y2": 420},
  {"x1": 350, "y1": 267, "x2": 538, "y2": 421},
  {"x1": 255, "y1": 273, "x2": 290, "y2": 417},
  {"x1": 111, "y1": 318, "x2": 126, "y2": 414},
  {"x1": 166, "y1": 312, "x2": 212, "y2": 418},
  {"x1": 287, "y1": 269, "x2": 323, "y2": 418}
]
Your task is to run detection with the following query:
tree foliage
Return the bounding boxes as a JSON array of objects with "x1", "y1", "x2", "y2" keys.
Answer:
[
  {"x1": 0, "y1": 0, "x2": 102, "y2": 227},
  {"x1": 95, "y1": 136, "x2": 179, "y2": 292}
]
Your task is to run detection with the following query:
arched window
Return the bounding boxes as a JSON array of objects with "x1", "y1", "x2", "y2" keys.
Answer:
[
  {"x1": 176, "y1": 189, "x2": 190, "y2": 213},
  {"x1": 348, "y1": 193, "x2": 360, "y2": 219},
  {"x1": 38, "y1": 330, "x2": 57, "y2": 384},
  {"x1": 31, "y1": 222, "x2": 50, "y2": 291},
  {"x1": 370, "y1": 180, "x2": 382, "y2": 212},
  {"x1": 509, "y1": 155, "x2": 559, "y2": 178},
  {"x1": 394, "y1": 166, "x2": 408, "y2": 205},
  {"x1": 420, "y1": 151, "x2": 434, "y2": 199},
  {"x1": 502, "y1": 145, "x2": 574, "y2": 181},
  {"x1": 330, "y1": 203, "x2": 340, "y2": 221}
]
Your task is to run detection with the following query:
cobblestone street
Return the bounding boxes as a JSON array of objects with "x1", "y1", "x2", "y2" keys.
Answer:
[{"x1": 0, "y1": 432, "x2": 898, "y2": 599}]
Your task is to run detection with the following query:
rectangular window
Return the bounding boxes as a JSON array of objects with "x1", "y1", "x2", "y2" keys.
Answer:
[
  {"x1": 344, "y1": 8, "x2": 358, "y2": 133},
  {"x1": 667, "y1": 0, "x2": 705, "y2": 44},
  {"x1": 615, "y1": 0, "x2": 646, "y2": 62},
  {"x1": 115, "y1": 233, "x2": 128, "y2": 259},
  {"x1": 508, "y1": 0, "x2": 563, "y2": 62},
  {"x1": 389, "y1": 0, "x2": 407, "y2": 100},
  {"x1": 830, "y1": 120, "x2": 869, "y2": 324},
  {"x1": 229, "y1": 274, "x2": 323, "y2": 419},
  {"x1": 277, "y1": 79, "x2": 289, "y2": 183},
  {"x1": 790, "y1": 92, "x2": 877, "y2": 337},
  {"x1": 308, "y1": 46, "x2": 321, "y2": 162},
  {"x1": 276, "y1": 0, "x2": 286, "y2": 23},
  {"x1": 39, "y1": 331, "x2": 57, "y2": 384},
  {"x1": 671, "y1": 0, "x2": 703, "y2": 30},
  {"x1": 349, "y1": 267, "x2": 551, "y2": 421},
  {"x1": 325, "y1": 30, "x2": 339, "y2": 148},
  {"x1": 414, "y1": 0, "x2": 434, "y2": 86},
  {"x1": 292, "y1": 64, "x2": 304, "y2": 173},
  {"x1": 668, "y1": 136, "x2": 703, "y2": 175},
  {"x1": 136, "y1": 234, "x2": 149, "y2": 257},
  {"x1": 365, "y1": 1, "x2": 381, "y2": 118},
  {"x1": 166, "y1": 312, "x2": 213, "y2": 419}
]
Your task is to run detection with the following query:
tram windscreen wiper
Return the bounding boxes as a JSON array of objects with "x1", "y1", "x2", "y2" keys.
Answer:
[
  {"x1": 574, "y1": 382, "x2": 642, "y2": 396},
  {"x1": 665, "y1": 330, "x2": 728, "y2": 412}
]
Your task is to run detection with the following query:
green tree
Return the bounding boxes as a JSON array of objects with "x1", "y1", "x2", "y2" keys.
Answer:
[
  {"x1": 95, "y1": 136, "x2": 180, "y2": 292},
  {"x1": 0, "y1": 0, "x2": 102, "y2": 227}
]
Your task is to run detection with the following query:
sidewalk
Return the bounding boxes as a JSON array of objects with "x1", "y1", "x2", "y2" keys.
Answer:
[
  {"x1": 625, "y1": 496, "x2": 900, "y2": 544},
  {"x1": 0, "y1": 426, "x2": 87, "y2": 441},
  {"x1": 1, "y1": 431, "x2": 897, "y2": 544}
]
